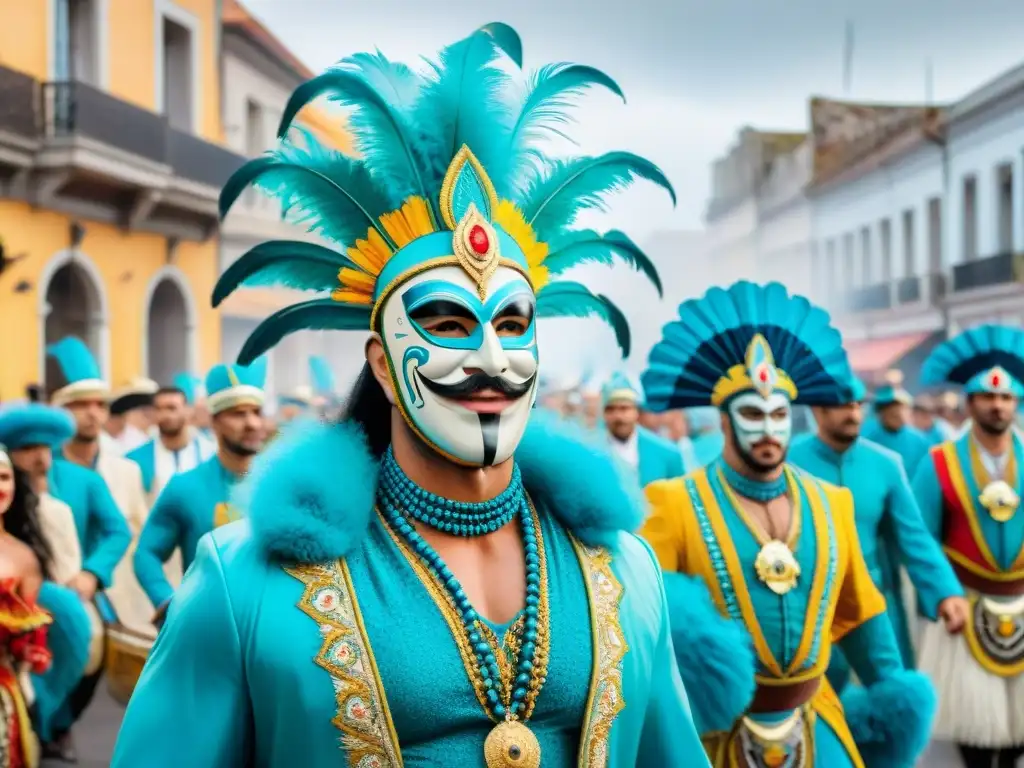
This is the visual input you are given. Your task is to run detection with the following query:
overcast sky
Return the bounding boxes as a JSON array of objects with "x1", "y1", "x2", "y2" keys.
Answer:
[{"x1": 245, "y1": 0, "x2": 1024, "y2": 377}]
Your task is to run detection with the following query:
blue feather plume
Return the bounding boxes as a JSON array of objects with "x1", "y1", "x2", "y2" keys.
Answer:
[
  {"x1": 477, "y1": 22, "x2": 523, "y2": 67},
  {"x1": 221, "y1": 132, "x2": 395, "y2": 249},
  {"x1": 642, "y1": 281, "x2": 853, "y2": 410},
  {"x1": 237, "y1": 299, "x2": 372, "y2": 365},
  {"x1": 542, "y1": 229, "x2": 661, "y2": 296},
  {"x1": 47, "y1": 337, "x2": 101, "y2": 383},
  {"x1": 523, "y1": 152, "x2": 676, "y2": 243},
  {"x1": 536, "y1": 282, "x2": 631, "y2": 356},
  {"x1": 921, "y1": 324, "x2": 1024, "y2": 387},
  {"x1": 212, "y1": 241, "x2": 357, "y2": 307}
]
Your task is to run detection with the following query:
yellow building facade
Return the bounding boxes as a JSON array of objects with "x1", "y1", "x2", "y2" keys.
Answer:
[{"x1": 0, "y1": 0, "x2": 236, "y2": 398}]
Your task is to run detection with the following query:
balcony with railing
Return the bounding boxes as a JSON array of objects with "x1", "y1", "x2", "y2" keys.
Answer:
[
  {"x1": 0, "y1": 64, "x2": 39, "y2": 169},
  {"x1": 951, "y1": 252, "x2": 1021, "y2": 293},
  {"x1": 2, "y1": 74, "x2": 246, "y2": 240},
  {"x1": 848, "y1": 282, "x2": 892, "y2": 312}
]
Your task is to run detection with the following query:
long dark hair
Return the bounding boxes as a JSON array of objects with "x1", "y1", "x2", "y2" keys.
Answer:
[
  {"x1": 340, "y1": 363, "x2": 393, "y2": 460},
  {"x1": 5, "y1": 467, "x2": 54, "y2": 581}
]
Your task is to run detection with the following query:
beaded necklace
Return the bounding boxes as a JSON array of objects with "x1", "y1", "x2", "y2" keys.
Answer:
[
  {"x1": 378, "y1": 448, "x2": 549, "y2": 768},
  {"x1": 720, "y1": 460, "x2": 787, "y2": 501}
]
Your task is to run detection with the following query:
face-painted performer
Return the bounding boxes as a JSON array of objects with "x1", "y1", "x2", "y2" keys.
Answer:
[
  {"x1": 112, "y1": 23, "x2": 708, "y2": 768},
  {"x1": 789, "y1": 375, "x2": 968, "y2": 691},
  {"x1": 911, "y1": 324, "x2": 1024, "y2": 768},
  {"x1": 639, "y1": 281, "x2": 937, "y2": 768}
]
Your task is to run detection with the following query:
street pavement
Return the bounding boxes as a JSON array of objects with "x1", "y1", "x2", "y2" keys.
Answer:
[{"x1": 37, "y1": 684, "x2": 977, "y2": 767}]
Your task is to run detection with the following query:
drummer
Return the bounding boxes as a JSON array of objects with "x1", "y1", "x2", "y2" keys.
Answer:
[
  {"x1": 0, "y1": 403, "x2": 125, "y2": 762},
  {"x1": 134, "y1": 359, "x2": 267, "y2": 623}
]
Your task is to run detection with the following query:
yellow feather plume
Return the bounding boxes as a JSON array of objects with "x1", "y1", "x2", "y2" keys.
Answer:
[{"x1": 494, "y1": 200, "x2": 550, "y2": 291}]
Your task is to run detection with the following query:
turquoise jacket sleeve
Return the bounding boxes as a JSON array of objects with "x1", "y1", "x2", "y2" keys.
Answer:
[
  {"x1": 838, "y1": 613, "x2": 904, "y2": 684},
  {"x1": 910, "y1": 455, "x2": 944, "y2": 542},
  {"x1": 884, "y1": 459, "x2": 963, "y2": 618},
  {"x1": 83, "y1": 472, "x2": 131, "y2": 587},
  {"x1": 113, "y1": 536, "x2": 253, "y2": 767},
  {"x1": 134, "y1": 479, "x2": 185, "y2": 608},
  {"x1": 637, "y1": 570, "x2": 711, "y2": 766}
]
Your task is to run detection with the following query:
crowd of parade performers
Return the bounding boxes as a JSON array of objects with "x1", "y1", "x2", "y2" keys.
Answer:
[{"x1": 0, "y1": 343, "x2": 338, "y2": 765}]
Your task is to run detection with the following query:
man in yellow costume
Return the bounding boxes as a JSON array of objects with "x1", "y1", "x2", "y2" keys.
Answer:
[{"x1": 639, "y1": 281, "x2": 936, "y2": 768}]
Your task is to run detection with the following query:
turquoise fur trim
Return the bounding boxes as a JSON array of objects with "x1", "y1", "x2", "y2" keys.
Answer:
[
  {"x1": 241, "y1": 409, "x2": 646, "y2": 562},
  {"x1": 841, "y1": 669, "x2": 936, "y2": 768},
  {"x1": 371, "y1": 229, "x2": 528, "y2": 304},
  {"x1": 663, "y1": 571, "x2": 755, "y2": 734},
  {"x1": 685, "y1": 476, "x2": 741, "y2": 621}
]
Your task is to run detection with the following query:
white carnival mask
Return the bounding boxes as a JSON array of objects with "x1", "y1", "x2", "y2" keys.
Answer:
[
  {"x1": 378, "y1": 263, "x2": 539, "y2": 466},
  {"x1": 727, "y1": 391, "x2": 793, "y2": 454}
]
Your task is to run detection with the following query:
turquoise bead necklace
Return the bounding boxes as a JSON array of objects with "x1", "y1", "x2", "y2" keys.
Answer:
[
  {"x1": 378, "y1": 448, "x2": 549, "y2": 765},
  {"x1": 720, "y1": 459, "x2": 787, "y2": 501}
]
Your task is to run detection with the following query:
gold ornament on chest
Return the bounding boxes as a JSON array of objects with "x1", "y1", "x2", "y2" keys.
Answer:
[
  {"x1": 484, "y1": 719, "x2": 542, "y2": 768},
  {"x1": 979, "y1": 480, "x2": 1019, "y2": 523},
  {"x1": 754, "y1": 540, "x2": 802, "y2": 596}
]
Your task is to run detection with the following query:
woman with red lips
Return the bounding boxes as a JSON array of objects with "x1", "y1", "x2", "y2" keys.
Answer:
[{"x1": 0, "y1": 445, "x2": 55, "y2": 767}]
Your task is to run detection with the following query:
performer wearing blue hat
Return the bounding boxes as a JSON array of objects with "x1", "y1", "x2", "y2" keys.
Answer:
[
  {"x1": 47, "y1": 338, "x2": 155, "y2": 634},
  {"x1": 862, "y1": 370, "x2": 931, "y2": 477},
  {"x1": 601, "y1": 371, "x2": 685, "y2": 486},
  {"x1": 911, "y1": 324, "x2": 1024, "y2": 768},
  {"x1": 133, "y1": 359, "x2": 267, "y2": 622},
  {"x1": 640, "y1": 281, "x2": 935, "y2": 768},
  {"x1": 126, "y1": 379, "x2": 215, "y2": 506},
  {"x1": 114, "y1": 23, "x2": 706, "y2": 767},
  {"x1": 0, "y1": 403, "x2": 129, "y2": 760},
  {"x1": 789, "y1": 373, "x2": 967, "y2": 684}
]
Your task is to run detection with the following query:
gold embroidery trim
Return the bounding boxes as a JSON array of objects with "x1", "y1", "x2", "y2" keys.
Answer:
[
  {"x1": 962, "y1": 593, "x2": 1024, "y2": 678},
  {"x1": 573, "y1": 538, "x2": 628, "y2": 768},
  {"x1": 381, "y1": 501, "x2": 551, "y2": 721},
  {"x1": 286, "y1": 560, "x2": 403, "y2": 768},
  {"x1": 942, "y1": 442, "x2": 1002, "y2": 572}
]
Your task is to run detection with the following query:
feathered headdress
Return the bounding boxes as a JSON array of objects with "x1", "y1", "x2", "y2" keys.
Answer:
[
  {"x1": 213, "y1": 23, "x2": 674, "y2": 364},
  {"x1": 47, "y1": 337, "x2": 108, "y2": 406},
  {"x1": 921, "y1": 324, "x2": 1024, "y2": 397},
  {"x1": 641, "y1": 281, "x2": 854, "y2": 410}
]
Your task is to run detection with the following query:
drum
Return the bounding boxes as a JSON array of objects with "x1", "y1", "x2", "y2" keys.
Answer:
[{"x1": 105, "y1": 623, "x2": 156, "y2": 706}]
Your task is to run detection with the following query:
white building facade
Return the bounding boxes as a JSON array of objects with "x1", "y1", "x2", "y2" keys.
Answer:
[
  {"x1": 754, "y1": 139, "x2": 814, "y2": 295},
  {"x1": 217, "y1": 5, "x2": 362, "y2": 407}
]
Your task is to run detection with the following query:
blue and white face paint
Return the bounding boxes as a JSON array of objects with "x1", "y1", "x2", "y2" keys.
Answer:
[
  {"x1": 726, "y1": 391, "x2": 793, "y2": 455},
  {"x1": 378, "y1": 264, "x2": 539, "y2": 466}
]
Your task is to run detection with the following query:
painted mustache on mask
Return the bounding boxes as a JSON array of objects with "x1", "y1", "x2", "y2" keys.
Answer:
[{"x1": 419, "y1": 371, "x2": 536, "y2": 400}]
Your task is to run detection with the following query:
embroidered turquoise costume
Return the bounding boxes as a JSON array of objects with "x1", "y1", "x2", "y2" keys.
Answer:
[
  {"x1": 910, "y1": 324, "x2": 1024, "y2": 748},
  {"x1": 640, "y1": 281, "x2": 936, "y2": 768},
  {"x1": 114, "y1": 22, "x2": 704, "y2": 768},
  {"x1": 789, "y1": 380, "x2": 963, "y2": 678},
  {"x1": 134, "y1": 360, "x2": 266, "y2": 610}
]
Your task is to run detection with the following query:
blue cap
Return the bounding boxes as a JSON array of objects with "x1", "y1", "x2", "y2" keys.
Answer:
[
  {"x1": 0, "y1": 404, "x2": 76, "y2": 449},
  {"x1": 47, "y1": 337, "x2": 108, "y2": 406},
  {"x1": 172, "y1": 373, "x2": 203, "y2": 405},
  {"x1": 601, "y1": 371, "x2": 643, "y2": 408},
  {"x1": 873, "y1": 370, "x2": 912, "y2": 408},
  {"x1": 205, "y1": 357, "x2": 267, "y2": 415}
]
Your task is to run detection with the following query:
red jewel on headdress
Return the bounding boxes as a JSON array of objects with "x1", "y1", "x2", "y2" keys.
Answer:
[
  {"x1": 992, "y1": 372, "x2": 1002, "y2": 387},
  {"x1": 468, "y1": 224, "x2": 490, "y2": 255},
  {"x1": 758, "y1": 369, "x2": 769, "y2": 383}
]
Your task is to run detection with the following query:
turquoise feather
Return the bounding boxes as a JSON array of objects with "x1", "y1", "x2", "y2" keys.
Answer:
[
  {"x1": 922, "y1": 323, "x2": 1024, "y2": 386},
  {"x1": 47, "y1": 337, "x2": 101, "y2": 383},
  {"x1": 211, "y1": 241, "x2": 357, "y2": 307},
  {"x1": 642, "y1": 281, "x2": 853, "y2": 409},
  {"x1": 542, "y1": 229, "x2": 661, "y2": 296},
  {"x1": 237, "y1": 300, "x2": 372, "y2": 365},
  {"x1": 220, "y1": 135, "x2": 395, "y2": 249},
  {"x1": 477, "y1": 22, "x2": 523, "y2": 67},
  {"x1": 523, "y1": 152, "x2": 676, "y2": 242},
  {"x1": 308, "y1": 356, "x2": 335, "y2": 395},
  {"x1": 536, "y1": 282, "x2": 631, "y2": 356}
]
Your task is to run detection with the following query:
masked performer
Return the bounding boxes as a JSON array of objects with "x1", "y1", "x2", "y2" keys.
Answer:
[
  {"x1": 789, "y1": 375, "x2": 967, "y2": 686},
  {"x1": 113, "y1": 23, "x2": 705, "y2": 768},
  {"x1": 911, "y1": 324, "x2": 1024, "y2": 768},
  {"x1": 640, "y1": 281, "x2": 936, "y2": 768},
  {"x1": 134, "y1": 359, "x2": 266, "y2": 623}
]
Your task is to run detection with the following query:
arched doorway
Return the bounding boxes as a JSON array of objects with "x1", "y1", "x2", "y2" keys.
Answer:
[
  {"x1": 146, "y1": 277, "x2": 191, "y2": 387},
  {"x1": 43, "y1": 260, "x2": 105, "y2": 390}
]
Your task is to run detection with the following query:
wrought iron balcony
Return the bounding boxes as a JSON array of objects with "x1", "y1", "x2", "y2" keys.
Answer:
[
  {"x1": 167, "y1": 128, "x2": 245, "y2": 188},
  {"x1": 848, "y1": 282, "x2": 892, "y2": 312},
  {"x1": 951, "y1": 252, "x2": 1020, "y2": 292},
  {"x1": 0, "y1": 65, "x2": 38, "y2": 139},
  {"x1": 42, "y1": 81, "x2": 169, "y2": 164},
  {"x1": 895, "y1": 276, "x2": 920, "y2": 304}
]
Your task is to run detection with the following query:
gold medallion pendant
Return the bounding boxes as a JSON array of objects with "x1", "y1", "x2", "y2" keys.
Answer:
[
  {"x1": 484, "y1": 719, "x2": 541, "y2": 768},
  {"x1": 979, "y1": 480, "x2": 1019, "y2": 523},
  {"x1": 754, "y1": 540, "x2": 801, "y2": 596}
]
